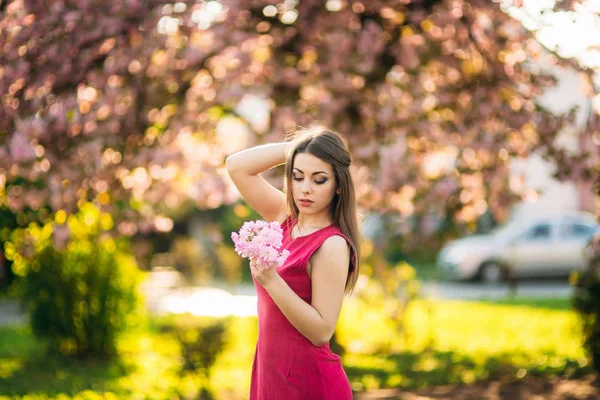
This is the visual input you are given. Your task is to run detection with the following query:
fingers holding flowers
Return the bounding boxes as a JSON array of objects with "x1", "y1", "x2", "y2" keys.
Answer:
[{"x1": 249, "y1": 257, "x2": 278, "y2": 286}]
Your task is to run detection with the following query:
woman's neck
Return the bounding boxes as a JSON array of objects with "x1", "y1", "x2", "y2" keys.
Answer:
[{"x1": 297, "y1": 213, "x2": 332, "y2": 229}]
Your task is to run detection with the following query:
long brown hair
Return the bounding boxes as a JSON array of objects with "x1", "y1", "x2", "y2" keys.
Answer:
[{"x1": 284, "y1": 127, "x2": 361, "y2": 294}]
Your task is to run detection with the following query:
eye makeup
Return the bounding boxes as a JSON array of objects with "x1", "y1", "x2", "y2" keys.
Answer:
[{"x1": 292, "y1": 175, "x2": 328, "y2": 185}]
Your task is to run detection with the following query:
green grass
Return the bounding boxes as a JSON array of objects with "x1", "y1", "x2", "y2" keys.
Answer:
[
  {"x1": 0, "y1": 317, "x2": 257, "y2": 400},
  {"x1": 337, "y1": 297, "x2": 587, "y2": 391},
  {"x1": 0, "y1": 326, "x2": 177, "y2": 399},
  {"x1": 478, "y1": 297, "x2": 572, "y2": 311},
  {"x1": 0, "y1": 298, "x2": 590, "y2": 399}
]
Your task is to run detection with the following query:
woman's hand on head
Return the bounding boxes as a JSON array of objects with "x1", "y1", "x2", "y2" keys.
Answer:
[{"x1": 249, "y1": 258, "x2": 281, "y2": 288}]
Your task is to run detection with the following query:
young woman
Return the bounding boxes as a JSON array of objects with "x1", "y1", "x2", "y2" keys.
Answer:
[{"x1": 226, "y1": 127, "x2": 361, "y2": 400}]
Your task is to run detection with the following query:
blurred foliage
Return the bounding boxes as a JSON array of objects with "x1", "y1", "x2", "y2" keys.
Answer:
[
  {"x1": 572, "y1": 233, "x2": 600, "y2": 374},
  {"x1": 353, "y1": 267, "x2": 423, "y2": 354},
  {"x1": 357, "y1": 237, "x2": 423, "y2": 353},
  {"x1": 170, "y1": 235, "x2": 213, "y2": 285},
  {"x1": 214, "y1": 244, "x2": 243, "y2": 285},
  {"x1": 147, "y1": 202, "x2": 259, "y2": 285},
  {"x1": 209, "y1": 203, "x2": 261, "y2": 283},
  {"x1": 157, "y1": 315, "x2": 228, "y2": 400},
  {"x1": 0, "y1": 299, "x2": 588, "y2": 399},
  {"x1": 115, "y1": 202, "x2": 256, "y2": 287},
  {"x1": 4, "y1": 203, "x2": 143, "y2": 358},
  {"x1": 0, "y1": 204, "x2": 47, "y2": 292}
]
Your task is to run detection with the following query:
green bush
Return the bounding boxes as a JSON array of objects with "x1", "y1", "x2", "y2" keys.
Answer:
[
  {"x1": 5, "y1": 203, "x2": 143, "y2": 358},
  {"x1": 157, "y1": 315, "x2": 228, "y2": 399},
  {"x1": 0, "y1": 205, "x2": 19, "y2": 292},
  {"x1": 572, "y1": 233, "x2": 600, "y2": 374},
  {"x1": 349, "y1": 239, "x2": 422, "y2": 354}
]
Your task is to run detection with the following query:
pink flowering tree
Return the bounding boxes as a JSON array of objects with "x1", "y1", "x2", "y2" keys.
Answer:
[{"x1": 0, "y1": 0, "x2": 597, "y2": 245}]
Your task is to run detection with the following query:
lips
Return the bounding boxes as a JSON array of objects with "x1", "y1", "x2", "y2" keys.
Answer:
[{"x1": 299, "y1": 198, "x2": 313, "y2": 206}]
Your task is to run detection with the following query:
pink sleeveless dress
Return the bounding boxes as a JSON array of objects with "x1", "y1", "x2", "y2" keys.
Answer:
[{"x1": 249, "y1": 216, "x2": 355, "y2": 400}]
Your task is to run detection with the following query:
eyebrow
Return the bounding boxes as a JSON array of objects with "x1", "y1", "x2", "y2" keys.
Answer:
[{"x1": 293, "y1": 168, "x2": 329, "y2": 176}]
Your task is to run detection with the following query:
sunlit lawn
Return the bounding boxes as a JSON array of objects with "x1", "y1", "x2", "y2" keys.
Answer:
[
  {"x1": 339, "y1": 297, "x2": 587, "y2": 391},
  {"x1": 0, "y1": 297, "x2": 589, "y2": 399},
  {"x1": 0, "y1": 317, "x2": 257, "y2": 400}
]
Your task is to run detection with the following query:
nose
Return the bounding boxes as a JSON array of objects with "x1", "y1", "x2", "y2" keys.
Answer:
[{"x1": 301, "y1": 180, "x2": 312, "y2": 194}]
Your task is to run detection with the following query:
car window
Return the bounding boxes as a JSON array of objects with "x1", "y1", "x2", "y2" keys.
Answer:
[
  {"x1": 525, "y1": 224, "x2": 552, "y2": 240},
  {"x1": 560, "y1": 223, "x2": 593, "y2": 239}
]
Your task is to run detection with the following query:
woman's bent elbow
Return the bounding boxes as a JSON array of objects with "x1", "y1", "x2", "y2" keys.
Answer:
[{"x1": 311, "y1": 332, "x2": 334, "y2": 347}]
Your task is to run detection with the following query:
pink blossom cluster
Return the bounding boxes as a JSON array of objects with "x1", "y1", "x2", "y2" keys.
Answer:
[{"x1": 231, "y1": 220, "x2": 290, "y2": 269}]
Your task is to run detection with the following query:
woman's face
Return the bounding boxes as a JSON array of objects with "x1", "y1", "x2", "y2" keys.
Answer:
[{"x1": 291, "y1": 152, "x2": 337, "y2": 219}]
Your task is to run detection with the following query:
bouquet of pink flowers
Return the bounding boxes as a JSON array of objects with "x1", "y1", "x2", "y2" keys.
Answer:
[{"x1": 231, "y1": 220, "x2": 290, "y2": 269}]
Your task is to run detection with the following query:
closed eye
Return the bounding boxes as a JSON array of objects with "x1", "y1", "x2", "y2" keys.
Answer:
[{"x1": 293, "y1": 175, "x2": 327, "y2": 185}]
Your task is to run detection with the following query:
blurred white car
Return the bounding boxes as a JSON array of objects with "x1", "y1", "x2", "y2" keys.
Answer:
[{"x1": 436, "y1": 211, "x2": 598, "y2": 283}]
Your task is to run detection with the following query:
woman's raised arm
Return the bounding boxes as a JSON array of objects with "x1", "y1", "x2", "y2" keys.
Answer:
[{"x1": 225, "y1": 142, "x2": 291, "y2": 222}]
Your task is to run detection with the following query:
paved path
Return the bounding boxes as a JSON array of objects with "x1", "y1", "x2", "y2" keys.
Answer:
[
  {"x1": 420, "y1": 280, "x2": 572, "y2": 300},
  {"x1": 0, "y1": 300, "x2": 25, "y2": 327}
]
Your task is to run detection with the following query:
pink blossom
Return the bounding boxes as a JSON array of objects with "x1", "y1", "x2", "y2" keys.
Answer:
[
  {"x1": 9, "y1": 131, "x2": 36, "y2": 163},
  {"x1": 231, "y1": 220, "x2": 290, "y2": 269}
]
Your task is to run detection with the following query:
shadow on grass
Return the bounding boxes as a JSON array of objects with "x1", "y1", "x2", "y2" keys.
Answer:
[
  {"x1": 0, "y1": 324, "x2": 219, "y2": 399},
  {"x1": 0, "y1": 331, "x2": 134, "y2": 396},
  {"x1": 353, "y1": 374, "x2": 600, "y2": 400},
  {"x1": 345, "y1": 349, "x2": 589, "y2": 392}
]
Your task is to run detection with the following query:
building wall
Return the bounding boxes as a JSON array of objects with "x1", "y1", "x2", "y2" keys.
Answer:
[{"x1": 509, "y1": 65, "x2": 595, "y2": 219}]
